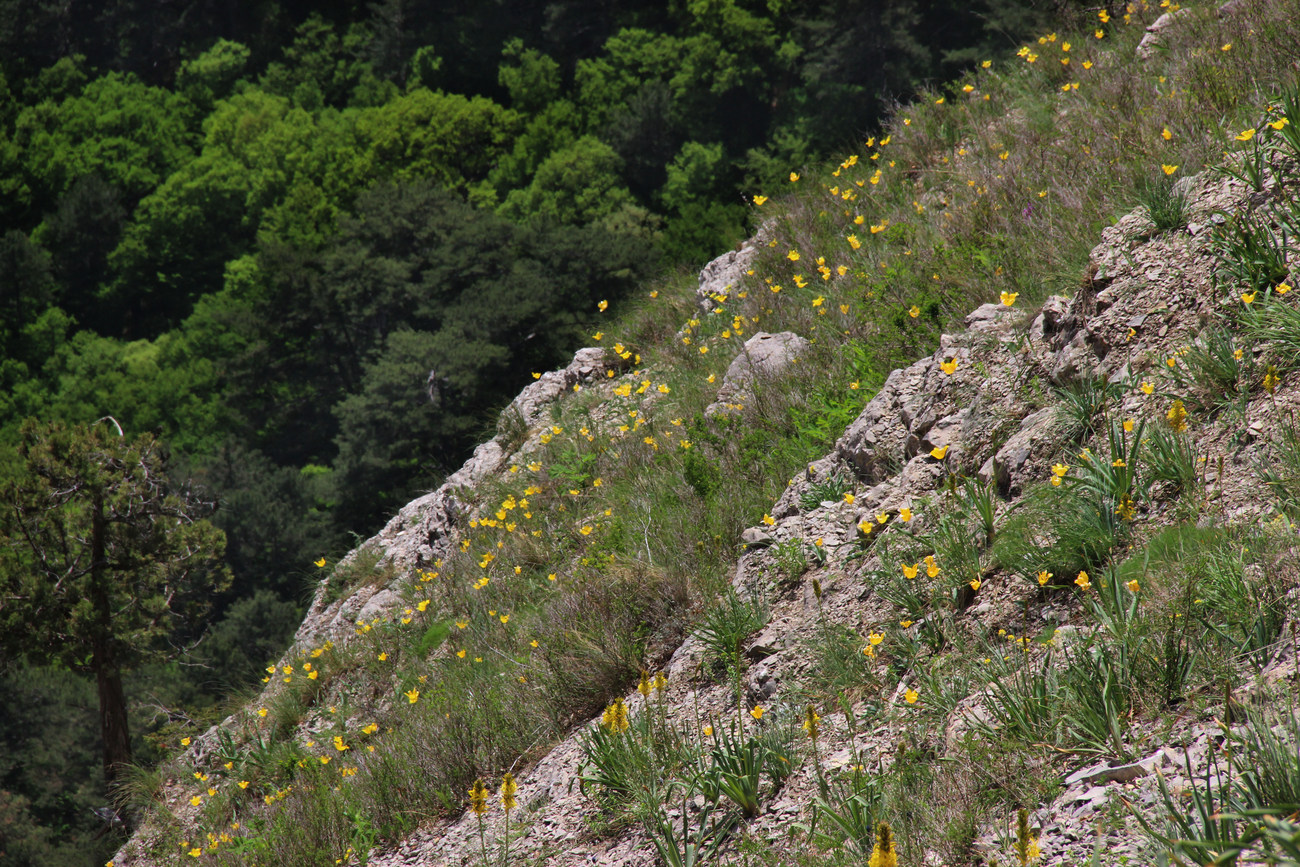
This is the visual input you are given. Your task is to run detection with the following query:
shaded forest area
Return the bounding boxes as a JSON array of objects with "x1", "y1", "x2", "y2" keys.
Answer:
[{"x1": 0, "y1": 0, "x2": 1084, "y2": 863}]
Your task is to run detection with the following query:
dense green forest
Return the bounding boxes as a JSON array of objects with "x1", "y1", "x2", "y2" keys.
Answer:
[{"x1": 0, "y1": 0, "x2": 1086, "y2": 863}]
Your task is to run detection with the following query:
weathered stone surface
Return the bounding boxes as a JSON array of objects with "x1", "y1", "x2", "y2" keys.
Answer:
[
  {"x1": 1135, "y1": 8, "x2": 1191, "y2": 60},
  {"x1": 706, "y1": 331, "x2": 810, "y2": 416}
]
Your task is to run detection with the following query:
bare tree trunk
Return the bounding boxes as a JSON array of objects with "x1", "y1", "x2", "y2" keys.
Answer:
[
  {"x1": 91, "y1": 490, "x2": 132, "y2": 794},
  {"x1": 93, "y1": 637, "x2": 133, "y2": 792}
]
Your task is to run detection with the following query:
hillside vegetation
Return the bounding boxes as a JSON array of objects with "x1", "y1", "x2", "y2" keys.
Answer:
[
  {"x1": 0, "y1": 3, "x2": 1094, "y2": 861},
  {"x1": 94, "y1": 0, "x2": 1300, "y2": 863}
]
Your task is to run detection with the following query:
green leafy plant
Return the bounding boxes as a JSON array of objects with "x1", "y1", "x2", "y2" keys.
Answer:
[
  {"x1": 800, "y1": 472, "x2": 854, "y2": 511},
  {"x1": 696, "y1": 589, "x2": 770, "y2": 679},
  {"x1": 1136, "y1": 174, "x2": 1189, "y2": 233}
]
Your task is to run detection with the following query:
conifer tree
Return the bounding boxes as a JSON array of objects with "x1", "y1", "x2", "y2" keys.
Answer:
[{"x1": 0, "y1": 418, "x2": 230, "y2": 796}]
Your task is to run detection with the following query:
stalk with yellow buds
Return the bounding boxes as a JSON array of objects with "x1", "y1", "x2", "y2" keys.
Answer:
[
  {"x1": 601, "y1": 697, "x2": 629, "y2": 732},
  {"x1": 500, "y1": 773, "x2": 518, "y2": 866},
  {"x1": 868, "y1": 821, "x2": 897, "y2": 867},
  {"x1": 468, "y1": 779, "x2": 490, "y2": 864},
  {"x1": 1014, "y1": 808, "x2": 1042, "y2": 865}
]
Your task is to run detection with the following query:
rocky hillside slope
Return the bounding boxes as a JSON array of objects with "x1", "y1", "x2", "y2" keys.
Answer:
[{"x1": 113, "y1": 3, "x2": 1300, "y2": 865}]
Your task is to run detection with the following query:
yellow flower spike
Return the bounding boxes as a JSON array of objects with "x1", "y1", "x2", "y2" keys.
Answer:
[
  {"x1": 468, "y1": 779, "x2": 490, "y2": 815},
  {"x1": 803, "y1": 705, "x2": 821, "y2": 738},
  {"x1": 500, "y1": 773, "x2": 518, "y2": 812},
  {"x1": 1167, "y1": 399, "x2": 1188, "y2": 432},
  {"x1": 1265, "y1": 365, "x2": 1280, "y2": 394}
]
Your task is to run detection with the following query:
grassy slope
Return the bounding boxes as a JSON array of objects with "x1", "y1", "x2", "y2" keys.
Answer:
[{"x1": 115, "y1": 0, "x2": 1300, "y2": 863}]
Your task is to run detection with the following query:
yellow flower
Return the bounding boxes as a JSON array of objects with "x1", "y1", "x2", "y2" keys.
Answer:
[
  {"x1": 703, "y1": 725, "x2": 714, "y2": 736},
  {"x1": 1161, "y1": 164, "x2": 1178, "y2": 175},
  {"x1": 928, "y1": 445, "x2": 949, "y2": 461},
  {"x1": 1037, "y1": 570, "x2": 1052, "y2": 585},
  {"x1": 1141, "y1": 381, "x2": 1155, "y2": 395},
  {"x1": 334, "y1": 736, "x2": 349, "y2": 752},
  {"x1": 1166, "y1": 399, "x2": 1188, "y2": 432},
  {"x1": 787, "y1": 249, "x2": 800, "y2": 262},
  {"x1": 238, "y1": 780, "x2": 249, "y2": 789},
  {"x1": 1236, "y1": 128, "x2": 1256, "y2": 141},
  {"x1": 940, "y1": 358, "x2": 958, "y2": 374},
  {"x1": 751, "y1": 705, "x2": 765, "y2": 720},
  {"x1": 909, "y1": 305, "x2": 920, "y2": 318},
  {"x1": 597, "y1": 299, "x2": 609, "y2": 312},
  {"x1": 902, "y1": 563, "x2": 919, "y2": 579},
  {"x1": 190, "y1": 795, "x2": 203, "y2": 806},
  {"x1": 899, "y1": 507, "x2": 912, "y2": 522},
  {"x1": 1243, "y1": 292, "x2": 1256, "y2": 304},
  {"x1": 847, "y1": 234, "x2": 861, "y2": 250},
  {"x1": 1075, "y1": 571, "x2": 1091, "y2": 590},
  {"x1": 1123, "y1": 418, "x2": 1134, "y2": 432},
  {"x1": 1126, "y1": 579, "x2": 1140, "y2": 593},
  {"x1": 876, "y1": 512, "x2": 888, "y2": 524},
  {"x1": 802, "y1": 705, "x2": 821, "y2": 738},
  {"x1": 1265, "y1": 365, "x2": 1280, "y2": 394},
  {"x1": 602, "y1": 698, "x2": 630, "y2": 732},
  {"x1": 405, "y1": 688, "x2": 420, "y2": 704},
  {"x1": 180, "y1": 737, "x2": 191, "y2": 747},
  {"x1": 844, "y1": 492, "x2": 856, "y2": 503},
  {"x1": 1161, "y1": 127, "x2": 1172, "y2": 140},
  {"x1": 314, "y1": 557, "x2": 327, "y2": 568},
  {"x1": 752, "y1": 195, "x2": 768, "y2": 206},
  {"x1": 904, "y1": 688, "x2": 919, "y2": 704},
  {"x1": 579, "y1": 525, "x2": 594, "y2": 536},
  {"x1": 969, "y1": 578, "x2": 981, "y2": 591},
  {"x1": 1279, "y1": 282, "x2": 1293, "y2": 294},
  {"x1": 789, "y1": 172, "x2": 800, "y2": 182},
  {"x1": 469, "y1": 779, "x2": 490, "y2": 815},
  {"x1": 500, "y1": 773, "x2": 518, "y2": 812},
  {"x1": 762, "y1": 514, "x2": 776, "y2": 526}
]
